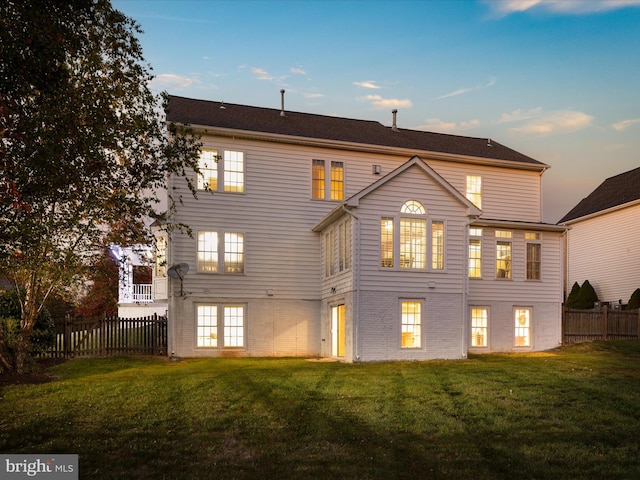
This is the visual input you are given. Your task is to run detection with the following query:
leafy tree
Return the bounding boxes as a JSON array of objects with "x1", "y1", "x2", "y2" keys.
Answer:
[
  {"x1": 627, "y1": 289, "x2": 640, "y2": 310},
  {"x1": 73, "y1": 248, "x2": 119, "y2": 319},
  {"x1": 0, "y1": 0, "x2": 202, "y2": 372},
  {"x1": 565, "y1": 282, "x2": 581, "y2": 308},
  {"x1": 0, "y1": 288, "x2": 55, "y2": 371},
  {"x1": 575, "y1": 280, "x2": 599, "y2": 310}
]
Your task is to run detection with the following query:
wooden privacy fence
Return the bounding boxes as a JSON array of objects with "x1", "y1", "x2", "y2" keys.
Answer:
[
  {"x1": 563, "y1": 306, "x2": 640, "y2": 345},
  {"x1": 41, "y1": 314, "x2": 167, "y2": 358}
]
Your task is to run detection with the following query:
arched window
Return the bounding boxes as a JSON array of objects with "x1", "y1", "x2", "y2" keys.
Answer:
[{"x1": 400, "y1": 200, "x2": 425, "y2": 215}]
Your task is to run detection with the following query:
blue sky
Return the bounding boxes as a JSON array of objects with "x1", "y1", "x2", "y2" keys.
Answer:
[{"x1": 113, "y1": 0, "x2": 640, "y2": 223}]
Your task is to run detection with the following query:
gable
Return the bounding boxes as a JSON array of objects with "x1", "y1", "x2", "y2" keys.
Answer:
[
  {"x1": 312, "y1": 156, "x2": 480, "y2": 232},
  {"x1": 559, "y1": 166, "x2": 640, "y2": 224}
]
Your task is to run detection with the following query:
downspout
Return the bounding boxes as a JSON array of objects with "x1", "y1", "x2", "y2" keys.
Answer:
[
  {"x1": 167, "y1": 169, "x2": 176, "y2": 358},
  {"x1": 463, "y1": 215, "x2": 480, "y2": 358},
  {"x1": 341, "y1": 204, "x2": 361, "y2": 361}
]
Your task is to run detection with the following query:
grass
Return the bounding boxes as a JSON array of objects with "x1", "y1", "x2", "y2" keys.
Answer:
[{"x1": 1, "y1": 341, "x2": 640, "y2": 479}]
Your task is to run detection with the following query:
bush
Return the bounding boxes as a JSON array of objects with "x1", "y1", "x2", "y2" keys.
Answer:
[
  {"x1": 0, "y1": 288, "x2": 56, "y2": 357},
  {"x1": 575, "y1": 280, "x2": 599, "y2": 309},
  {"x1": 565, "y1": 282, "x2": 581, "y2": 308},
  {"x1": 627, "y1": 289, "x2": 640, "y2": 310}
]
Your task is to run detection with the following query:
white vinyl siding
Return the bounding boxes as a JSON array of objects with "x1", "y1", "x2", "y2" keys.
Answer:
[{"x1": 565, "y1": 204, "x2": 640, "y2": 304}]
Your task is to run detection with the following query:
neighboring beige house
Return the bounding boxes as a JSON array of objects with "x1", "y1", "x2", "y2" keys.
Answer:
[
  {"x1": 156, "y1": 94, "x2": 565, "y2": 361},
  {"x1": 559, "y1": 166, "x2": 640, "y2": 306}
]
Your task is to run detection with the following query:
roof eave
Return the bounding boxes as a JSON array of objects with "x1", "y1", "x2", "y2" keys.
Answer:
[
  {"x1": 168, "y1": 121, "x2": 549, "y2": 172},
  {"x1": 472, "y1": 218, "x2": 567, "y2": 232},
  {"x1": 559, "y1": 198, "x2": 640, "y2": 226}
]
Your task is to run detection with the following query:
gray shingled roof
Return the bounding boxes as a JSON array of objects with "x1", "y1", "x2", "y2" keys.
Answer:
[
  {"x1": 166, "y1": 95, "x2": 545, "y2": 167},
  {"x1": 559, "y1": 166, "x2": 640, "y2": 223}
]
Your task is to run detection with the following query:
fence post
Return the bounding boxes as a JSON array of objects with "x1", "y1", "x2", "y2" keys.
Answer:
[
  {"x1": 64, "y1": 314, "x2": 72, "y2": 358},
  {"x1": 100, "y1": 316, "x2": 106, "y2": 357},
  {"x1": 152, "y1": 313, "x2": 158, "y2": 356},
  {"x1": 602, "y1": 305, "x2": 608, "y2": 341}
]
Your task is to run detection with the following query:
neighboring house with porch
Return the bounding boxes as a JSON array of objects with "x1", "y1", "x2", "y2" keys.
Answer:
[
  {"x1": 157, "y1": 94, "x2": 565, "y2": 361},
  {"x1": 558, "y1": 166, "x2": 640, "y2": 306}
]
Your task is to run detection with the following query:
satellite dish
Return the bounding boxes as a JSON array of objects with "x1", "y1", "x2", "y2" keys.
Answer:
[
  {"x1": 167, "y1": 263, "x2": 189, "y2": 279},
  {"x1": 167, "y1": 263, "x2": 189, "y2": 296}
]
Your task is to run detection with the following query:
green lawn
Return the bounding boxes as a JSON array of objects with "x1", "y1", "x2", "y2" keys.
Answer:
[{"x1": 2, "y1": 341, "x2": 640, "y2": 479}]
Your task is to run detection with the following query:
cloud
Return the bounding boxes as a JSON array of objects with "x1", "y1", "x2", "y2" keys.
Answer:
[
  {"x1": 353, "y1": 80, "x2": 381, "y2": 89},
  {"x1": 358, "y1": 95, "x2": 412, "y2": 109},
  {"x1": 499, "y1": 107, "x2": 543, "y2": 123},
  {"x1": 304, "y1": 93, "x2": 325, "y2": 99},
  {"x1": 509, "y1": 109, "x2": 593, "y2": 136},
  {"x1": 151, "y1": 73, "x2": 195, "y2": 90},
  {"x1": 291, "y1": 67, "x2": 309, "y2": 77},
  {"x1": 251, "y1": 67, "x2": 274, "y2": 81},
  {"x1": 414, "y1": 118, "x2": 480, "y2": 134},
  {"x1": 436, "y1": 77, "x2": 496, "y2": 100},
  {"x1": 612, "y1": 118, "x2": 640, "y2": 131},
  {"x1": 485, "y1": 0, "x2": 640, "y2": 16}
]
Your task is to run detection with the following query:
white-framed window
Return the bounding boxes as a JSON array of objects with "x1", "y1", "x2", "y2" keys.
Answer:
[
  {"x1": 526, "y1": 232, "x2": 541, "y2": 280},
  {"x1": 380, "y1": 201, "x2": 444, "y2": 272},
  {"x1": 197, "y1": 304, "x2": 246, "y2": 348},
  {"x1": 324, "y1": 218, "x2": 351, "y2": 277},
  {"x1": 197, "y1": 230, "x2": 244, "y2": 273},
  {"x1": 496, "y1": 230, "x2": 512, "y2": 279},
  {"x1": 197, "y1": 149, "x2": 244, "y2": 193},
  {"x1": 471, "y1": 307, "x2": 488, "y2": 347},
  {"x1": 401, "y1": 300, "x2": 422, "y2": 349},
  {"x1": 466, "y1": 175, "x2": 482, "y2": 209},
  {"x1": 469, "y1": 228, "x2": 482, "y2": 278},
  {"x1": 514, "y1": 308, "x2": 531, "y2": 347},
  {"x1": 312, "y1": 160, "x2": 344, "y2": 200},
  {"x1": 431, "y1": 221, "x2": 445, "y2": 270},
  {"x1": 380, "y1": 217, "x2": 394, "y2": 268}
]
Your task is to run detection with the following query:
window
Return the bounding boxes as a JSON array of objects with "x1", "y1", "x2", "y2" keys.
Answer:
[
  {"x1": 224, "y1": 306, "x2": 245, "y2": 347},
  {"x1": 198, "y1": 149, "x2": 219, "y2": 190},
  {"x1": 224, "y1": 233, "x2": 244, "y2": 273},
  {"x1": 380, "y1": 217, "x2": 394, "y2": 268},
  {"x1": 197, "y1": 231, "x2": 218, "y2": 272},
  {"x1": 526, "y1": 233, "x2": 541, "y2": 280},
  {"x1": 400, "y1": 217, "x2": 426, "y2": 269},
  {"x1": 496, "y1": 231, "x2": 512, "y2": 279},
  {"x1": 331, "y1": 161, "x2": 344, "y2": 200},
  {"x1": 325, "y1": 219, "x2": 351, "y2": 277},
  {"x1": 197, "y1": 304, "x2": 245, "y2": 348},
  {"x1": 197, "y1": 230, "x2": 244, "y2": 273},
  {"x1": 469, "y1": 228, "x2": 482, "y2": 278},
  {"x1": 380, "y1": 201, "x2": 443, "y2": 271},
  {"x1": 223, "y1": 150, "x2": 244, "y2": 192},
  {"x1": 466, "y1": 175, "x2": 482, "y2": 209},
  {"x1": 312, "y1": 160, "x2": 344, "y2": 200},
  {"x1": 312, "y1": 159, "x2": 325, "y2": 199},
  {"x1": 197, "y1": 305, "x2": 218, "y2": 347},
  {"x1": 401, "y1": 301, "x2": 422, "y2": 348},
  {"x1": 471, "y1": 308, "x2": 488, "y2": 347},
  {"x1": 515, "y1": 308, "x2": 531, "y2": 347},
  {"x1": 431, "y1": 221, "x2": 444, "y2": 270},
  {"x1": 197, "y1": 149, "x2": 244, "y2": 193},
  {"x1": 338, "y1": 219, "x2": 350, "y2": 272}
]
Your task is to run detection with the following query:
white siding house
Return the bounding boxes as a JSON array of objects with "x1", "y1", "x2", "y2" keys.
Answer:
[
  {"x1": 161, "y1": 94, "x2": 565, "y2": 361},
  {"x1": 559, "y1": 166, "x2": 640, "y2": 306}
]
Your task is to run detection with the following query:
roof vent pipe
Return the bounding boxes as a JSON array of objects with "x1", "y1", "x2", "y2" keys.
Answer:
[
  {"x1": 280, "y1": 89, "x2": 286, "y2": 117},
  {"x1": 392, "y1": 109, "x2": 398, "y2": 131}
]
